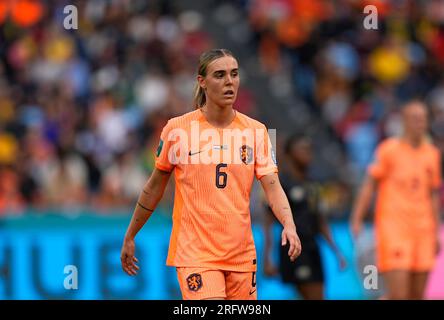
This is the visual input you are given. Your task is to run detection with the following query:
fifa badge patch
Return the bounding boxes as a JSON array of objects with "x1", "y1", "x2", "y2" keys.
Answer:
[
  {"x1": 156, "y1": 139, "x2": 164, "y2": 157},
  {"x1": 186, "y1": 273, "x2": 203, "y2": 291},
  {"x1": 239, "y1": 145, "x2": 253, "y2": 164}
]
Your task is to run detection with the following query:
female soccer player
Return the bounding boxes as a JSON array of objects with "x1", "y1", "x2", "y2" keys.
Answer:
[
  {"x1": 351, "y1": 100, "x2": 442, "y2": 299},
  {"x1": 120, "y1": 49, "x2": 302, "y2": 300}
]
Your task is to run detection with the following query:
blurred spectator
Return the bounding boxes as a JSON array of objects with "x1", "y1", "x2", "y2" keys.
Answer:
[
  {"x1": 43, "y1": 147, "x2": 88, "y2": 208},
  {"x1": 0, "y1": 165, "x2": 24, "y2": 215}
]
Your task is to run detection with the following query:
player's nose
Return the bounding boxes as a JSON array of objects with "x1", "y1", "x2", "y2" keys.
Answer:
[{"x1": 224, "y1": 74, "x2": 233, "y2": 85}]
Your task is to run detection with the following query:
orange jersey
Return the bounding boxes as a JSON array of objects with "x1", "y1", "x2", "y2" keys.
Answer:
[
  {"x1": 155, "y1": 109, "x2": 278, "y2": 272},
  {"x1": 368, "y1": 137, "x2": 442, "y2": 233}
]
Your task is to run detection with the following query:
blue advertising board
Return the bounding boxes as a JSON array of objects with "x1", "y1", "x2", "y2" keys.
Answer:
[{"x1": 0, "y1": 214, "x2": 370, "y2": 300}]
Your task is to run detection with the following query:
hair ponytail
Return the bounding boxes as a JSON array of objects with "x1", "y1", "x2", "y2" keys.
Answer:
[{"x1": 193, "y1": 82, "x2": 206, "y2": 109}]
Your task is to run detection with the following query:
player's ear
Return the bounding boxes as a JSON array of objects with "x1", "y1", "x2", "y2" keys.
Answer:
[{"x1": 197, "y1": 75, "x2": 206, "y2": 90}]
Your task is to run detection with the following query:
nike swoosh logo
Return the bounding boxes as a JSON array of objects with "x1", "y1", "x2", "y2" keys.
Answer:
[
  {"x1": 188, "y1": 150, "x2": 205, "y2": 156},
  {"x1": 249, "y1": 289, "x2": 256, "y2": 295}
]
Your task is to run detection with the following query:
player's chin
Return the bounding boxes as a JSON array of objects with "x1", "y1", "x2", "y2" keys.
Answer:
[{"x1": 217, "y1": 100, "x2": 235, "y2": 108}]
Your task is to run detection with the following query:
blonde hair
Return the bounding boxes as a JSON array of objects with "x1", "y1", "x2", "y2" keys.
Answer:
[{"x1": 193, "y1": 49, "x2": 235, "y2": 109}]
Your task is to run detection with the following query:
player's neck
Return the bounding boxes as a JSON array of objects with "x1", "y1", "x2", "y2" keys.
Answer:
[
  {"x1": 200, "y1": 103, "x2": 236, "y2": 128},
  {"x1": 290, "y1": 164, "x2": 307, "y2": 181},
  {"x1": 402, "y1": 134, "x2": 424, "y2": 148}
]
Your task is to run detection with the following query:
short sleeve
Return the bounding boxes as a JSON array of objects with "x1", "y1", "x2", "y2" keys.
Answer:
[
  {"x1": 255, "y1": 125, "x2": 278, "y2": 180},
  {"x1": 155, "y1": 120, "x2": 176, "y2": 172},
  {"x1": 367, "y1": 142, "x2": 390, "y2": 180}
]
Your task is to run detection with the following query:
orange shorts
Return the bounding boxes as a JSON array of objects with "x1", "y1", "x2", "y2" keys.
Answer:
[
  {"x1": 376, "y1": 229, "x2": 437, "y2": 273},
  {"x1": 176, "y1": 267, "x2": 257, "y2": 300}
]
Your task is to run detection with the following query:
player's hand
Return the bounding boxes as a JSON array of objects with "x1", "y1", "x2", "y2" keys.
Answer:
[
  {"x1": 282, "y1": 224, "x2": 301, "y2": 262},
  {"x1": 350, "y1": 218, "x2": 362, "y2": 239},
  {"x1": 264, "y1": 259, "x2": 278, "y2": 277},
  {"x1": 338, "y1": 254, "x2": 348, "y2": 271},
  {"x1": 121, "y1": 237, "x2": 139, "y2": 276}
]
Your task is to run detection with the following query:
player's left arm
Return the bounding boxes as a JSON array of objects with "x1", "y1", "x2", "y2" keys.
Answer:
[
  {"x1": 431, "y1": 188, "x2": 441, "y2": 255},
  {"x1": 260, "y1": 173, "x2": 302, "y2": 262},
  {"x1": 314, "y1": 185, "x2": 347, "y2": 269},
  {"x1": 431, "y1": 149, "x2": 442, "y2": 255},
  {"x1": 318, "y1": 214, "x2": 347, "y2": 270}
]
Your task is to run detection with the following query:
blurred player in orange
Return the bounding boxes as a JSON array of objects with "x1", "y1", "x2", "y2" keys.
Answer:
[
  {"x1": 351, "y1": 100, "x2": 442, "y2": 299},
  {"x1": 263, "y1": 133, "x2": 347, "y2": 299},
  {"x1": 120, "y1": 49, "x2": 302, "y2": 300}
]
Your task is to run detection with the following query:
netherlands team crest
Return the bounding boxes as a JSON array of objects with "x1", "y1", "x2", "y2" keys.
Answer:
[
  {"x1": 240, "y1": 145, "x2": 253, "y2": 164},
  {"x1": 186, "y1": 273, "x2": 203, "y2": 291}
]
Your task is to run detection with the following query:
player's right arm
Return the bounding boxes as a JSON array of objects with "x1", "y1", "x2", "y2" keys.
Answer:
[
  {"x1": 350, "y1": 174, "x2": 376, "y2": 238},
  {"x1": 260, "y1": 173, "x2": 301, "y2": 262},
  {"x1": 121, "y1": 168, "x2": 172, "y2": 276},
  {"x1": 263, "y1": 205, "x2": 278, "y2": 276}
]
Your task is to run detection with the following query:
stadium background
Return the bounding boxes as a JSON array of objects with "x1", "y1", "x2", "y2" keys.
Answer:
[{"x1": 0, "y1": 0, "x2": 444, "y2": 299}]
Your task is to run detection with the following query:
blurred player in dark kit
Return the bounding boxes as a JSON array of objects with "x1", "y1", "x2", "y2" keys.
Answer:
[{"x1": 264, "y1": 133, "x2": 347, "y2": 299}]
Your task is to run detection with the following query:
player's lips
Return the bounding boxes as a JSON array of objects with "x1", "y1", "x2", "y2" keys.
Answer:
[{"x1": 223, "y1": 90, "x2": 235, "y2": 97}]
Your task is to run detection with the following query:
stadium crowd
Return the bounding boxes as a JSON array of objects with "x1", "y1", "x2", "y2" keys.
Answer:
[
  {"x1": 1, "y1": 0, "x2": 444, "y2": 217},
  {"x1": 248, "y1": 0, "x2": 444, "y2": 182},
  {"x1": 0, "y1": 0, "x2": 215, "y2": 213}
]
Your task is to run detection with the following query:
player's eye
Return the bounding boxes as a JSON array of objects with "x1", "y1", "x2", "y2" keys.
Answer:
[
  {"x1": 231, "y1": 71, "x2": 238, "y2": 77},
  {"x1": 214, "y1": 72, "x2": 224, "y2": 78}
]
